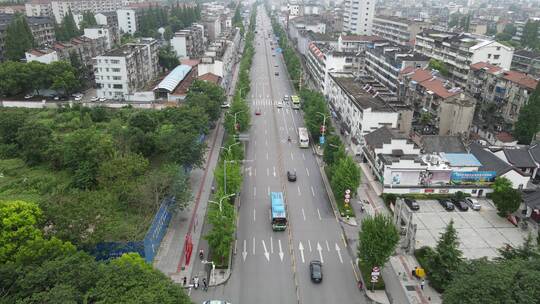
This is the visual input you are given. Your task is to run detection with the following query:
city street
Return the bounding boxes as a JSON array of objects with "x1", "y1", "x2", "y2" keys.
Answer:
[{"x1": 190, "y1": 7, "x2": 365, "y2": 304}]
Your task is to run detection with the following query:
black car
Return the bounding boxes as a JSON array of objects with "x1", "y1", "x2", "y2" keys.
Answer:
[
  {"x1": 454, "y1": 200, "x2": 469, "y2": 211},
  {"x1": 310, "y1": 260, "x2": 323, "y2": 283},
  {"x1": 438, "y1": 199, "x2": 455, "y2": 211},
  {"x1": 287, "y1": 171, "x2": 297, "y2": 182},
  {"x1": 404, "y1": 198, "x2": 420, "y2": 211}
]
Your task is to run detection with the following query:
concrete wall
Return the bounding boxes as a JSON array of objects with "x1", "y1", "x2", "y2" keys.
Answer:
[{"x1": 470, "y1": 42, "x2": 514, "y2": 70}]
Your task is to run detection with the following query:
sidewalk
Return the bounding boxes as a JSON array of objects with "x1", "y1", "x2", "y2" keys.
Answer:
[{"x1": 153, "y1": 42, "x2": 243, "y2": 287}]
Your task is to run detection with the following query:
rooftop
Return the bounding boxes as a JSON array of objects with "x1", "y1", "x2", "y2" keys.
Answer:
[
  {"x1": 514, "y1": 49, "x2": 540, "y2": 60},
  {"x1": 530, "y1": 144, "x2": 540, "y2": 163},
  {"x1": 503, "y1": 148, "x2": 537, "y2": 168},
  {"x1": 154, "y1": 65, "x2": 192, "y2": 93},
  {"x1": 340, "y1": 34, "x2": 384, "y2": 42},
  {"x1": 470, "y1": 61, "x2": 503, "y2": 74},
  {"x1": 374, "y1": 15, "x2": 427, "y2": 25},
  {"x1": 502, "y1": 71, "x2": 538, "y2": 90},
  {"x1": 442, "y1": 153, "x2": 482, "y2": 167},
  {"x1": 421, "y1": 135, "x2": 467, "y2": 153},
  {"x1": 405, "y1": 68, "x2": 463, "y2": 99},
  {"x1": 332, "y1": 77, "x2": 395, "y2": 112},
  {"x1": 364, "y1": 126, "x2": 411, "y2": 149},
  {"x1": 197, "y1": 73, "x2": 221, "y2": 85},
  {"x1": 469, "y1": 143, "x2": 514, "y2": 176}
]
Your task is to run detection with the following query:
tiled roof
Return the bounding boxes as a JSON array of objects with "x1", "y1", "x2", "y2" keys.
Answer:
[
  {"x1": 495, "y1": 131, "x2": 515, "y2": 143},
  {"x1": 341, "y1": 35, "x2": 383, "y2": 42},
  {"x1": 364, "y1": 126, "x2": 409, "y2": 149},
  {"x1": 504, "y1": 148, "x2": 536, "y2": 168},
  {"x1": 198, "y1": 73, "x2": 221, "y2": 84},
  {"x1": 420, "y1": 78, "x2": 460, "y2": 99},
  {"x1": 181, "y1": 59, "x2": 200, "y2": 66},
  {"x1": 409, "y1": 69, "x2": 433, "y2": 83},
  {"x1": 421, "y1": 135, "x2": 466, "y2": 153},
  {"x1": 470, "y1": 61, "x2": 502, "y2": 74},
  {"x1": 502, "y1": 71, "x2": 538, "y2": 90},
  {"x1": 469, "y1": 143, "x2": 513, "y2": 175},
  {"x1": 530, "y1": 144, "x2": 540, "y2": 163}
]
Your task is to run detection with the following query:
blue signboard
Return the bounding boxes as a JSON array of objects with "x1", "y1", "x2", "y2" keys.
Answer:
[
  {"x1": 276, "y1": 48, "x2": 282, "y2": 53},
  {"x1": 319, "y1": 136, "x2": 325, "y2": 145},
  {"x1": 451, "y1": 171, "x2": 497, "y2": 184}
]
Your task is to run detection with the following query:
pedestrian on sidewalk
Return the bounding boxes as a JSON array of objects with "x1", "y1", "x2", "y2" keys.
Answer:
[
  {"x1": 202, "y1": 278, "x2": 208, "y2": 291},
  {"x1": 421, "y1": 279, "x2": 425, "y2": 290}
]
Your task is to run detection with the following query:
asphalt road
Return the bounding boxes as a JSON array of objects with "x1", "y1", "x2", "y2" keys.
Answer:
[{"x1": 191, "y1": 7, "x2": 365, "y2": 304}]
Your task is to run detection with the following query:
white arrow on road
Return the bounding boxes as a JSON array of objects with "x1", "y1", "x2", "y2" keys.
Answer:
[
  {"x1": 317, "y1": 242, "x2": 324, "y2": 263},
  {"x1": 335, "y1": 243, "x2": 343, "y2": 264},
  {"x1": 273, "y1": 166, "x2": 276, "y2": 177},
  {"x1": 242, "y1": 239, "x2": 247, "y2": 261},
  {"x1": 298, "y1": 242, "x2": 305, "y2": 263},
  {"x1": 278, "y1": 239, "x2": 284, "y2": 262},
  {"x1": 270, "y1": 236, "x2": 273, "y2": 254},
  {"x1": 262, "y1": 240, "x2": 270, "y2": 261}
]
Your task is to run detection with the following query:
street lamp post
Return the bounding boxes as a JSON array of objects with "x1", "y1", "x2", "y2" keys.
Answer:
[
  {"x1": 201, "y1": 260, "x2": 216, "y2": 286},
  {"x1": 209, "y1": 193, "x2": 236, "y2": 213},
  {"x1": 221, "y1": 142, "x2": 241, "y2": 195}
]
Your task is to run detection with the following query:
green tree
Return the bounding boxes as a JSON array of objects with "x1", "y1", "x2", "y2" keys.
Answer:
[
  {"x1": 188, "y1": 79, "x2": 226, "y2": 105},
  {"x1": 357, "y1": 214, "x2": 399, "y2": 269},
  {"x1": 514, "y1": 82, "x2": 540, "y2": 144},
  {"x1": 51, "y1": 70, "x2": 80, "y2": 96},
  {"x1": 97, "y1": 153, "x2": 149, "y2": 203},
  {"x1": 56, "y1": 10, "x2": 80, "y2": 41},
  {"x1": 204, "y1": 190, "x2": 236, "y2": 265},
  {"x1": 26, "y1": 61, "x2": 51, "y2": 95},
  {"x1": 16, "y1": 121, "x2": 53, "y2": 165},
  {"x1": 0, "y1": 200, "x2": 43, "y2": 264},
  {"x1": 521, "y1": 20, "x2": 539, "y2": 49},
  {"x1": 129, "y1": 111, "x2": 158, "y2": 133},
  {"x1": 420, "y1": 112, "x2": 432, "y2": 126},
  {"x1": 224, "y1": 95, "x2": 250, "y2": 133},
  {"x1": 330, "y1": 156, "x2": 361, "y2": 199},
  {"x1": 87, "y1": 253, "x2": 191, "y2": 303},
  {"x1": 186, "y1": 92, "x2": 221, "y2": 122},
  {"x1": 158, "y1": 46, "x2": 179, "y2": 71},
  {"x1": 79, "y1": 11, "x2": 97, "y2": 30},
  {"x1": 140, "y1": 164, "x2": 191, "y2": 212},
  {"x1": 0, "y1": 108, "x2": 27, "y2": 145},
  {"x1": 426, "y1": 220, "x2": 464, "y2": 291},
  {"x1": 3, "y1": 14, "x2": 34, "y2": 61},
  {"x1": 214, "y1": 160, "x2": 242, "y2": 196},
  {"x1": 429, "y1": 59, "x2": 450, "y2": 77},
  {"x1": 491, "y1": 177, "x2": 522, "y2": 217},
  {"x1": 323, "y1": 135, "x2": 346, "y2": 166}
]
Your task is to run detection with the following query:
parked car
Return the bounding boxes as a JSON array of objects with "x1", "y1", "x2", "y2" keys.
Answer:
[
  {"x1": 203, "y1": 301, "x2": 230, "y2": 304},
  {"x1": 287, "y1": 171, "x2": 297, "y2": 182},
  {"x1": 465, "y1": 198, "x2": 481, "y2": 211},
  {"x1": 404, "y1": 198, "x2": 420, "y2": 211},
  {"x1": 274, "y1": 71, "x2": 279, "y2": 76},
  {"x1": 438, "y1": 199, "x2": 455, "y2": 211},
  {"x1": 283, "y1": 95, "x2": 289, "y2": 102},
  {"x1": 24, "y1": 94, "x2": 34, "y2": 99},
  {"x1": 255, "y1": 108, "x2": 261, "y2": 115},
  {"x1": 98, "y1": 97, "x2": 106, "y2": 102},
  {"x1": 90, "y1": 96, "x2": 99, "y2": 102},
  {"x1": 309, "y1": 260, "x2": 323, "y2": 283},
  {"x1": 276, "y1": 101, "x2": 283, "y2": 108},
  {"x1": 454, "y1": 200, "x2": 469, "y2": 211}
]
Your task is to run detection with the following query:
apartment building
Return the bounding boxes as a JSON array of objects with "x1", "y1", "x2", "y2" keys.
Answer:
[
  {"x1": 197, "y1": 28, "x2": 240, "y2": 89},
  {"x1": 117, "y1": 9, "x2": 139, "y2": 35},
  {"x1": 467, "y1": 62, "x2": 538, "y2": 125},
  {"x1": 336, "y1": 34, "x2": 384, "y2": 52},
  {"x1": 26, "y1": 34, "x2": 106, "y2": 67},
  {"x1": 0, "y1": 14, "x2": 55, "y2": 61},
  {"x1": 25, "y1": 0, "x2": 52, "y2": 17},
  {"x1": 201, "y1": 15, "x2": 222, "y2": 42},
  {"x1": 511, "y1": 49, "x2": 540, "y2": 78},
  {"x1": 372, "y1": 15, "x2": 429, "y2": 46},
  {"x1": 95, "y1": 38, "x2": 159, "y2": 100},
  {"x1": 401, "y1": 68, "x2": 476, "y2": 137},
  {"x1": 365, "y1": 42, "x2": 430, "y2": 93},
  {"x1": 170, "y1": 24, "x2": 205, "y2": 59},
  {"x1": 343, "y1": 0, "x2": 375, "y2": 35},
  {"x1": 52, "y1": 0, "x2": 124, "y2": 23},
  {"x1": 305, "y1": 42, "x2": 365, "y2": 95},
  {"x1": 84, "y1": 27, "x2": 117, "y2": 50},
  {"x1": 326, "y1": 72, "x2": 413, "y2": 154},
  {"x1": 415, "y1": 30, "x2": 514, "y2": 87}
]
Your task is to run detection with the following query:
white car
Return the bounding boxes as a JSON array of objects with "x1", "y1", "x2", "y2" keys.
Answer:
[
  {"x1": 465, "y1": 198, "x2": 481, "y2": 211},
  {"x1": 276, "y1": 101, "x2": 283, "y2": 108},
  {"x1": 71, "y1": 93, "x2": 83, "y2": 98},
  {"x1": 74, "y1": 95, "x2": 83, "y2": 101},
  {"x1": 90, "y1": 97, "x2": 99, "y2": 102},
  {"x1": 24, "y1": 94, "x2": 34, "y2": 99},
  {"x1": 98, "y1": 97, "x2": 106, "y2": 102}
]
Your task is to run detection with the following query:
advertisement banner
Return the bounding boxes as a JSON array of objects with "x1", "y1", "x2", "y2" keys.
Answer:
[{"x1": 451, "y1": 171, "x2": 497, "y2": 184}]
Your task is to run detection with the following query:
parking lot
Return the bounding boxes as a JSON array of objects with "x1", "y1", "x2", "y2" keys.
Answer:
[{"x1": 413, "y1": 199, "x2": 531, "y2": 259}]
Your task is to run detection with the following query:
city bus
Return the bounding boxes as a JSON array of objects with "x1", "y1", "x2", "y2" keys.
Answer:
[
  {"x1": 270, "y1": 192, "x2": 287, "y2": 231},
  {"x1": 291, "y1": 95, "x2": 300, "y2": 109},
  {"x1": 298, "y1": 127, "x2": 309, "y2": 148}
]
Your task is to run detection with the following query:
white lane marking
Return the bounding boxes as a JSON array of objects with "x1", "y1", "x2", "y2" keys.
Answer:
[
  {"x1": 254, "y1": 187, "x2": 257, "y2": 197},
  {"x1": 326, "y1": 240, "x2": 330, "y2": 252},
  {"x1": 262, "y1": 240, "x2": 270, "y2": 261},
  {"x1": 267, "y1": 186, "x2": 270, "y2": 195},
  {"x1": 242, "y1": 240, "x2": 247, "y2": 261},
  {"x1": 299, "y1": 242, "x2": 305, "y2": 263},
  {"x1": 273, "y1": 166, "x2": 276, "y2": 177},
  {"x1": 266, "y1": 152, "x2": 269, "y2": 160},
  {"x1": 308, "y1": 240, "x2": 312, "y2": 252},
  {"x1": 278, "y1": 239, "x2": 284, "y2": 261},
  {"x1": 253, "y1": 209, "x2": 256, "y2": 222},
  {"x1": 335, "y1": 243, "x2": 343, "y2": 264},
  {"x1": 265, "y1": 139, "x2": 268, "y2": 146},
  {"x1": 254, "y1": 168, "x2": 257, "y2": 176},
  {"x1": 291, "y1": 152, "x2": 294, "y2": 160},
  {"x1": 267, "y1": 167, "x2": 269, "y2": 176},
  {"x1": 302, "y1": 208, "x2": 306, "y2": 221},
  {"x1": 253, "y1": 237, "x2": 255, "y2": 255},
  {"x1": 254, "y1": 140, "x2": 257, "y2": 146},
  {"x1": 302, "y1": 153, "x2": 305, "y2": 160},
  {"x1": 297, "y1": 185, "x2": 301, "y2": 196},
  {"x1": 265, "y1": 129, "x2": 267, "y2": 135},
  {"x1": 306, "y1": 167, "x2": 310, "y2": 177},
  {"x1": 317, "y1": 208, "x2": 322, "y2": 220},
  {"x1": 317, "y1": 242, "x2": 324, "y2": 263},
  {"x1": 311, "y1": 186, "x2": 315, "y2": 197},
  {"x1": 270, "y1": 236, "x2": 274, "y2": 254}
]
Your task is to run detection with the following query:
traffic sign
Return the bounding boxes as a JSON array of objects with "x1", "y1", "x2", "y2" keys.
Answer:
[
  {"x1": 371, "y1": 271, "x2": 380, "y2": 276},
  {"x1": 372, "y1": 266, "x2": 380, "y2": 273},
  {"x1": 371, "y1": 276, "x2": 379, "y2": 283},
  {"x1": 345, "y1": 194, "x2": 351, "y2": 199},
  {"x1": 345, "y1": 189, "x2": 351, "y2": 194},
  {"x1": 344, "y1": 198, "x2": 350, "y2": 203},
  {"x1": 319, "y1": 136, "x2": 325, "y2": 145}
]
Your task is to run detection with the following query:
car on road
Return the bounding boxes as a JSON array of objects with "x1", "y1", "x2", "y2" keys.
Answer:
[
  {"x1": 276, "y1": 101, "x2": 283, "y2": 108},
  {"x1": 203, "y1": 301, "x2": 230, "y2": 304},
  {"x1": 310, "y1": 260, "x2": 323, "y2": 283},
  {"x1": 287, "y1": 171, "x2": 297, "y2": 182},
  {"x1": 283, "y1": 95, "x2": 289, "y2": 102},
  {"x1": 454, "y1": 200, "x2": 469, "y2": 211},
  {"x1": 74, "y1": 95, "x2": 83, "y2": 101},
  {"x1": 465, "y1": 198, "x2": 481, "y2": 211},
  {"x1": 404, "y1": 198, "x2": 420, "y2": 211},
  {"x1": 255, "y1": 108, "x2": 261, "y2": 115},
  {"x1": 98, "y1": 97, "x2": 106, "y2": 102},
  {"x1": 272, "y1": 54, "x2": 275, "y2": 57},
  {"x1": 274, "y1": 71, "x2": 279, "y2": 76},
  {"x1": 438, "y1": 199, "x2": 455, "y2": 211}
]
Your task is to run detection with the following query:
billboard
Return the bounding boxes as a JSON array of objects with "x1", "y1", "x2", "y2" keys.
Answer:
[{"x1": 451, "y1": 171, "x2": 497, "y2": 184}]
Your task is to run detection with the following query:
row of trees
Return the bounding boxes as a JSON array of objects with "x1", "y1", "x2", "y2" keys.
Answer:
[
  {"x1": 521, "y1": 20, "x2": 540, "y2": 50},
  {"x1": 0, "y1": 200, "x2": 192, "y2": 303},
  {"x1": 205, "y1": 5, "x2": 256, "y2": 267},
  {"x1": 3, "y1": 13, "x2": 34, "y2": 61},
  {"x1": 271, "y1": 16, "x2": 302, "y2": 90},
  {"x1": 137, "y1": 4, "x2": 201, "y2": 39},
  {"x1": 0, "y1": 61, "x2": 81, "y2": 97}
]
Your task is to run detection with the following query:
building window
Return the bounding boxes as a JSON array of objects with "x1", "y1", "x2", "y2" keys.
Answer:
[
  {"x1": 113, "y1": 84, "x2": 123, "y2": 89},
  {"x1": 112, "y1": 68, "x2": 120, "y2": 72},
  {"x1": 113, "y1": 76, "x2": 121, "y2": 80},
  {"x1": 487, "y1": 54, "x2": 492, "y2": 59},
  {"x1": 494, "y1": 55, "x2": 500, "y2": 59},
  {"x1": 111, "y1": 60, "x2": 120, "y2": 64}
]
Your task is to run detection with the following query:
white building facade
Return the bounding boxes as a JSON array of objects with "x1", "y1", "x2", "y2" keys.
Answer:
[
  {"x1": 343, "y1": 0, "x2": 375, "y2": 35},
  {"x1": 117, "y1": 9, "x2": 137, "y2": 35}
]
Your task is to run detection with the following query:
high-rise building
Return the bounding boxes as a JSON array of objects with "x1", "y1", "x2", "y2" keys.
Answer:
[{"x1": 343, "y1": 0, "x2": 375, "y2": 35}]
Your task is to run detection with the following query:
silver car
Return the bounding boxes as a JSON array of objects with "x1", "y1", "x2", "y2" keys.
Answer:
[
  {"x1": 203, "y1": 301, "x2": 231, "y2": 304},
  {"x1": 465, "y1": 198, "x2": 481, "y2": 211}
]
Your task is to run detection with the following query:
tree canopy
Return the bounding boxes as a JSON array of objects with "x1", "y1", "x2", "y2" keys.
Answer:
[
  {"x1": 514, "y1": 82, "x2": 540, "y2": 144},
  {"x1": 491, "y1": 177, "x2": 522, "y2": 217},
  {"x1": 358, "y1": 214, "x2": 399, "y2": 270},
  {"x1": 3, "y1": 14, "x2": 34, "y2": 61}
]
